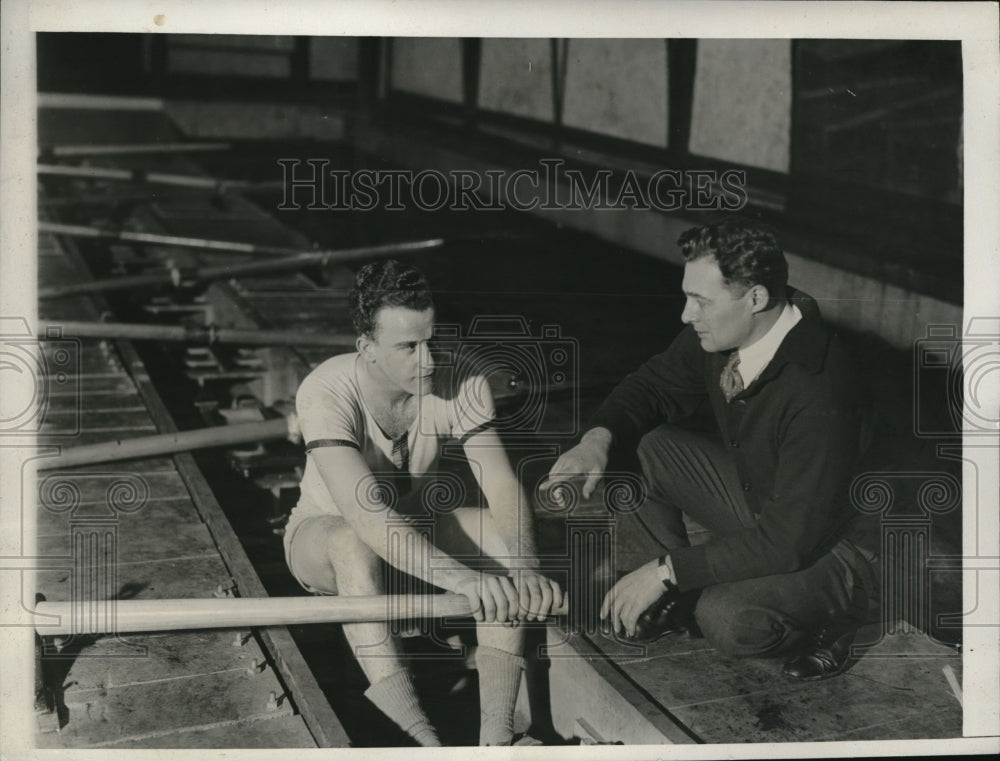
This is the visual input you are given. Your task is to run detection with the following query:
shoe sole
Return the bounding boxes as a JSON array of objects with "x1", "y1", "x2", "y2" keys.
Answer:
[
  {"x1": 618, "y1": 627, "x2": 687, "y2": 645},
  {"x1": 781, "y1": 660, "x2": 853, "y2": 681}
]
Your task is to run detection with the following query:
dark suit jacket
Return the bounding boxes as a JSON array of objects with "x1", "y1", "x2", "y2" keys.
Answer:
[{"x1": 589, "y1": 288, "x2": 866, "y2": 591}]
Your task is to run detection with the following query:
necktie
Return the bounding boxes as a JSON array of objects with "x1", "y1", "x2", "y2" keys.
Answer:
[
  {"x1": 720, "y1": 351, "x2": 744, "y2": 402},
  {"x1": 390, "y1": 434, "x2": 412, "y2": 495}
]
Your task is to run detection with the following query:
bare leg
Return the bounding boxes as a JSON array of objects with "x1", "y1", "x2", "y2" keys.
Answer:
[
  {"x1": 435, "y1": 508, "x2": 527, "y2": 745},
  {"x1": 287, "y1": 515, "x2": 439, "y2": 746}
]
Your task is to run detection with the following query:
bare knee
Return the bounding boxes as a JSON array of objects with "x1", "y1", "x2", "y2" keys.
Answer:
[{"x1": 328, "y1": 527, "x2": 383, "y2": 595}]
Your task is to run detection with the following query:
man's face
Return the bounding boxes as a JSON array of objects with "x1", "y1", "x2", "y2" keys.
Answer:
[
  {"x1": 366, "y1": 306, "x2": 436, "y2": 395},
  {"x1": 680, "y1": 256, "x2": 755, "y2": 353}
]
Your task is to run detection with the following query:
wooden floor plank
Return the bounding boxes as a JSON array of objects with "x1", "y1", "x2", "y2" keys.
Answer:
[
  {"x1": 40, "y1": 423, "x2": 159, "y2": 438},
  {"x1": 46, "y1": 391, "x2": 146, "y2": 412},
  {"x1": 38, "y1": 428, "x2": 161, "y2": 446},
  {"x1": 36, "y1": 495, "x2": 200, "y2": 535},
  {"x1": 573, "y1": 620, "x2": 962, "y2": 743},
  {"x1": 40, "y1": 457, "x2": 179, "y2": 473},
  {"x1": 41, "y1": 409, "x2": 157, "y2": 431},
  {"x1": 601, "y1": 644, "x2": 791, "y2": 709},
  {"x1": 53, "y1": 374, "x2": 138, "y2": 394},
  {"x1": 105, "y1": 714, "x2": 316, "y2": 749},
  {"x1": 38, "y1": 499, "x2": 216, "y2": 564},
  {"x1": 813, "y1": 706, "x2": 963, "y2": 741},
  {"x1": 37, "y1": 430, "x2": 181, "y2": 447},
  {"x1": 44, "y1": 402, "x2": 149, "y2": 416},
  {"x1": 670, "y1": 661, "x2": 960, "y2": 743},
  {"x1": 36, "y1": 666, "x2": 294, "y2": 748},
  {"x1": 39, "y1": 341, "x2": 127, "y2": 374},
  {"x1": 54, "y1": 629, "x2": 272, "y2": 692},
  {"x1": 645, "y1": 627, "x2": 959, "y2": 742},
  {"x1": 36, "y1": 554, "x2": 232, "y2": 605},
  {"x1": 36, "y1": 471, "x2": 189, "y2": 507}
]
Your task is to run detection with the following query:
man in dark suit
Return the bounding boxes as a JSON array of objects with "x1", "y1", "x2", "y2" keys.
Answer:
[{"x1": 547, "y1": 219, "x2": 877, "y2": 680}]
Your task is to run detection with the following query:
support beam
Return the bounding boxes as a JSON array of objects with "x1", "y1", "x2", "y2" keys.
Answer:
[
  {"x1": 461, "y1": 38, "x2": 482, "y2": 129},
  {"x1": 666, "y1": 39, "x2": 698, "y2": 153}
]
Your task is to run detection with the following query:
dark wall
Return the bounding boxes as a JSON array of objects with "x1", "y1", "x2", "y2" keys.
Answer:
[{"x1": 37, "y1": 33, "x2": 150, "y2": 93}]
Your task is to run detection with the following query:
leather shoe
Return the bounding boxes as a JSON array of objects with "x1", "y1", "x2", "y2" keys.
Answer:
[
  {"x1": 782, "y1": 620, "x2": 858, "y2": 681},
  {"x1": 624, "y1": 582, "x2": 700, "y2": 644}
]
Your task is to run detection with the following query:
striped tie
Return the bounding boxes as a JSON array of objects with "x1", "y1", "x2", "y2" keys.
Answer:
[
  {"x1": 391, "y1": 434, "x2": 412, "y2": 495},
  {"x1": 720, "y1": 351, "x2": 744, "y2": 402}
]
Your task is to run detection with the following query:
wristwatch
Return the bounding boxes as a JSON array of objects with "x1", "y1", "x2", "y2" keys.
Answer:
[{"x1": 656, "y1": 555, "x2": 676, "y2": 590}]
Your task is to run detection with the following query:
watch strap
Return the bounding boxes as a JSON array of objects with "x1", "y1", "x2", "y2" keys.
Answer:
[{"x1": 656, "y1": 555, "x2": 676, "y2": 590}]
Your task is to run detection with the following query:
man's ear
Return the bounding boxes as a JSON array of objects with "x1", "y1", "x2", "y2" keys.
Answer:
[
  {"x1": 749, "y1": 285, "x2": 771, "y2": 314},
  {"x1": 357, "y1": 334, "x2": 374, "y2": 361}
]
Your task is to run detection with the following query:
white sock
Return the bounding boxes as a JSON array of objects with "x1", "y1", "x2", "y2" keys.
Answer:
[
  {"x1": 475, "y1": 645, "x2": 525, "y2": 746},
  {"x1": 364, "y1": 669, "x2": 441, "y2": 747}
]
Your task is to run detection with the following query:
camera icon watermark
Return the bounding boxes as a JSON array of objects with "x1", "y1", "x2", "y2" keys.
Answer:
[
  {"x1": 428, "y1": 316, "x2": 579, "y2": 439},
  {"x1": 914, "y1": 318, "x2": 1000, "y2": 438},
  {"x1": 0, "y1": 317, "x2": 81, "y2": 437}
]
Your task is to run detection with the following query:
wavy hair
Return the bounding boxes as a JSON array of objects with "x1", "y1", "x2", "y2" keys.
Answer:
[
  {"x1": 678, "y1": 219, "x2": 788, "y2": 298},
  {"x1": 349, "y1": 259, "x2": 434, "y2": 338}
]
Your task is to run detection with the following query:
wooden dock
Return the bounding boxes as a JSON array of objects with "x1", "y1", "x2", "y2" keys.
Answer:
[
  {"x1": 547, "y1": 617, "x2": 962, "y2": 743},
  {"x1": 35, "y1": 191, "x2": 348, "y2": 748}
]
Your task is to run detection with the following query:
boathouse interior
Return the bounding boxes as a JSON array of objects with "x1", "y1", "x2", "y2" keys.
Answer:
[{"x1": 30, "y1": 32, "x2": 969, "y2": 748}]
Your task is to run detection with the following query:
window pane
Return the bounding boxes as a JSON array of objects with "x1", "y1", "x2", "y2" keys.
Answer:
[{"x1": 793, "y1": 40, "x2": 962, "y2": 203}]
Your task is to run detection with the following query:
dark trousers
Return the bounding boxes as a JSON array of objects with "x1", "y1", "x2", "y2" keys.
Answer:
[{"x1": 616, "y1": 423, "x2": 874, "y2": 658}]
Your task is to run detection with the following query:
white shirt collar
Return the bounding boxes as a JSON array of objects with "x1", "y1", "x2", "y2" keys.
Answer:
[{"x1": 735, "y1": 302, "x2": 802, "y2": 386}]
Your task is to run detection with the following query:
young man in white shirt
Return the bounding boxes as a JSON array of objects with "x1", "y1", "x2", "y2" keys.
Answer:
[{"x1": 285, "y1": 260, "x2": 563, "y2": 745}]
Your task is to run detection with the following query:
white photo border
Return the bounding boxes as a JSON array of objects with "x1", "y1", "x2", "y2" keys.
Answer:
[{"x1": 2, "y1": 1, "x2": 997, "y2": 759}]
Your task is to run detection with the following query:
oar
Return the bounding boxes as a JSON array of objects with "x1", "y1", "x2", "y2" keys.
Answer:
[
  {"x1": 41, "y1": 141, "x2": 230, "y2": 158},
  {"x1": 38, "y1": 233, "x2": 446, "y2": 299},
  {"x1": 40, "y1": 220, "x2": 329, "y2": 258},
  {"x1": 37, "y1": 416, "x2": 298, "y2": 471},
  {"x1": 38, "y1": 162, "x2": 283, "y2": 192},
  {"x1": 34, "y1": 594, "x2": 570, "y2": 635},
  {"x1": 40, "y1": 190, "x2": 200, "y2": 209},
  {"x1": 38, "y1": 319, "x2": 355, "y2": 349}
]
